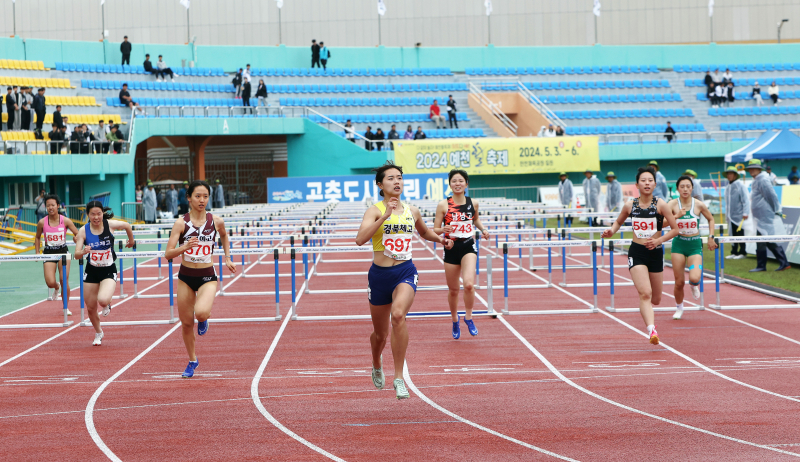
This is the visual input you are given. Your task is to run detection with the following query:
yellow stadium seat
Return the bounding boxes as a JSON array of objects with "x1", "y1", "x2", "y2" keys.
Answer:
[
  {"x1": 24, "y1": 61, "x2": 33, "y2": 70},
  {"x1": 0, "y1": 60, "x2": 7, "y2": 68},
  {"x1": 1, "y1": 113, "x2": 6, "y2": 122},
  {"x1": 61, "y1": 79, "x2": 70, "y2": 88},
  {"x1": 37, "y1": 61, "x2": 45, "y2": 70}
]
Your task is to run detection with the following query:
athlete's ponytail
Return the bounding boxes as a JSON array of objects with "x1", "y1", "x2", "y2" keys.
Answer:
[{"x1": 86, "y1": 200, "x2": 114, "y2": 219}]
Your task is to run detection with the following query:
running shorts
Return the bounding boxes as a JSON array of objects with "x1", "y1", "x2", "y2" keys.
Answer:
[
  {"x1": 43, "y1": 246, "x2": 68, "y2": 265},
  {"x1": 178, "y1": 265, "x2": 218, "y2": 292},
  {"x1": 367, "y1": 260, "x2": 418, "y2": 306},
  {"x1": 443, "y1": 238, "x2": 477, "y2": 265},
  {"x1": 671, "y1": 235, "x2": 703, "y2": 257},
  {"x1": 83, "y1": 262, "x2": 118, "y2": 284},
  {"x1": 627, "y1": 242, "x2": 663, "y2": 273}
]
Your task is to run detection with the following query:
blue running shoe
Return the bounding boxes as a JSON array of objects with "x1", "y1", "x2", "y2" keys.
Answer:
[
  {"x1": 452, "y1": 316, "x2": 461, "y2": 340},
  {"x1": 464, "y1": 318, "x2": 478, "y2": 336},
  {"x1": 198, "y1": 319, "x2": 208, "y2": 336},
  {"x1": 182, "y1": 359, "x2": 199, "y2": 378}
]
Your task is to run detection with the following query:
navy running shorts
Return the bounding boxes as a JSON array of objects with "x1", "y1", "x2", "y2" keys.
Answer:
[{"x1": 367, "y1": 260, "x2": 419, "y2": 306}]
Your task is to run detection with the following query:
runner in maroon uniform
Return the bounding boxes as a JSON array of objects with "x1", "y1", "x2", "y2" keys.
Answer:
[
  {"x1": 434, "y1": 169, "x2": 489, "y2": 339},
  {"x1": 165, "y1": 180, "x2": 236, "y2": 378}
]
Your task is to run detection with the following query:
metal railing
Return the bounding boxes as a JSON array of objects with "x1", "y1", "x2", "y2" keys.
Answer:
[
  {"x1": 467, "y1": 81, "x2": 518, "y2": 135},
  {"x1": 1, "y1": 139, "x2": 130, "y2": 155},
  {"x1": 515, "y1": 81, "x2": 567, "y2": 129},
  {"x1": 602, "y1": 131, "x2": 711, "y2": 144},
  {"x1": 121, "y1": 202, "x2": 144, "y2": 222}
]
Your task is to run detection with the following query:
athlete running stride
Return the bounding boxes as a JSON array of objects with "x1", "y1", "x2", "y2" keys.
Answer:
[
  {"x1": 165, "y1": 180, "x2": 236, "y2": 378},
  {"x1": 602, "y1": 166, "x2": 680, "y2": 344},
  {"x1": 669, "y1": 176, "x2": 717, "y2": 320},
  {"x1": 433, "y1": 169, "x2": 489, "y2": 339},
  {"x1": 355, "y1": 163, "x2": 453, "y2": 399},
  {"x1": 73, "y1": 201, "x2": 134, "y2": 346},
  {"x1": 34, "y1": 195, "x2": 79, "y2": 315}
]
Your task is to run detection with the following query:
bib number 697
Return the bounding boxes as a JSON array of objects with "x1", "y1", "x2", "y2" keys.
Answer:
[{"x1": 385, "y1": 237, "x2": 411, "y2": 252}]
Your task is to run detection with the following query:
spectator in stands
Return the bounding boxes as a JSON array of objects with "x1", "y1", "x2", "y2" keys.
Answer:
[
  {"x1": 746, "y1": 159, "x2": 790, "y2": 272},
  {"x1": 166, "y1": 183, "x2": 178, "y2": 217},
  {"x1": 751, "y1": 81, "x2": 763, "y2": 106},
  {"x1": 23, "y1": 87, "x2": 34, "y2": 131},
  {"x1": 766, "y1": 166, "x2": 778, "y2": 185},
  {"x1": 374, "y1": 128, "x2": 385, "y2": 151},
  {"x1": 344, "y1": 119, "x2": 356, "y2": 143},
  {"x1": 119, "y1": 83, "x2": 145, "y2": 115},
  {"x1": 143, "y1": 54, "x2": 159, "y2": 79},
  {"x1": 214, "y1": 179, "x2": 225, "y2": 209},
  {"x1": 33, "y1": 88, "x2": 46, "y2": 134},
  {"x1": 664, "y1": 121, "x2": 676, "y2": 143},
  {"x1": 722, "y1": 68, "x2": 733, "y2": 83},
  {"x1": 558, "y1": 173, "x2": 574, "y2": 225},
  {"x1": 387, "y1": 124, "x2": 399, "y2": 150},
  {"x1": 20, "y1": 98, "x2": 30, "y2": 131},
  {"x1": 232, "y1": 69, "x2": 243, "y2": 99},
  {"x1": 35, "y1": 189, "x2": 47, "y2": 221},
  {"x1": 539, "y1": 124, "x2": 556, "y2": 137},
  {"x1": 649, "y1": 161, "x2": 669, "y2": 201},
  {"x1": 136, "y1": 184, "x2": 143, "y2": 203},
  {"x1": 53, "y1": 105, "x2": 63, "y2": 129},
  {"x1": 414, "y1": 126, "x2": 427, "y2": 140},
  {"x1": 12, "y1": 86, "x2": 20, "y2": 130},
  {"x1": 606, "y1": 172, "x2": 623, "y2": 212},
  {"x1": 60, "y1": 123, "x2": 69, "y2": 143},
  {"x1": 106, "y1": 120, "x2": 113, "y2": 135},
  {"x1": 703, "y1": 71, "x2": 713, "y2": 87},
  {"x1": 5, "y1": 87, "x2": 16, "y2": 130},
  {"x1": 0, "y1": 88, "x2": 3, "y2": 132},
  {"x1": 429, "y1": 100, "x2": 445, "y2": 129},
  {"x1": 715, "y1": 83, "x2": 726, "y2": 108},
  {"x1": 727, "y1": 82, "x2": 736, "y2": 106},
  {"x1": 256, "y1": 79, "x2": 268, "y2": 106},
  {"x1": 446, "y1": 95, "x2": 458, "y2": 129},
  {"x1": 106, "y1": 125, "x2": 123, "y2": 153},
  {"x1": 243, "y1": 64, "x2": 251, "y2": 83},
  {"x1": 143, "y1": 180, "x2": 157, "y2": 224},
  {"x1": 768, "y1": 81, "x2": 780, "y2": 105},
  {"x1": 69, "y1": 124, "x2": 87, "y2": 154},
  {"x1": 364, "y1": 126, "x2": 374, "y2": 150},
  {"x1": 555, "y1": 126, "x2": 564, "y2": 137},
  {"x1": 404, "y1": 125, "x2": 414, "y2": 139},
  {"x1": 241, "y1": 78, "x2": 252, "y2": 112},
  {"x1": 707, "y1": 83, "x2": 717, "y2": 108},
  {"x1": 121, "y1": 36, "x2": 132, "y2": 65},
  {"x1": 319, "y1": 42, "x2": 330, "y2": 70},
  {"x1": 48, "y1": 123, "x2": 62, "y2": 154},
  {"x1": 95, "y1": 121, "x2": 109, "y2": 153},
  {"x1": 157, "y1": 55, "x2": 175, "y2": 82},
  {"x1": 724, "y1": 166, "x2": 749, "y2": 260},
  {"x1": 311, "y1": 40, "x2": 321, "y2": 68},
  {"x1": 62, "y1": 116, "x2": 71, "y2": 138},
  {"x1": 712, "y1": 70, "x2": 722, "y2": 84},
  {"x1": 83, "y1": 124, "x2": 97, "y2": 153},
  {"x1": 582, "y1": 170, "x2": 601, "y2": 225},
  {"x1": 178, "y1": 181, "x2": 189, "y2": 215},
  {"x1": 788, "y1": 166, "x2": 800, "y2": 185}
]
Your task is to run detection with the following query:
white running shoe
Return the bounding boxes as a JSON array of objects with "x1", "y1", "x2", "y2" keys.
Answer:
[
  {"x1": 725, "y1": 254, "x2": 736, "y2": 260},
  {"x1": 171, "y1": 78, "x2": 175, "y2": 82},
  {"x1": 673, "y1": 306, "x2": 684, "y2": 320},
  {"x1": 63, "y1": 309, "x2": 73, "y2": 316},
  {"x1": 691, "y1": 285, "x2": 700, "y2": 300},
  {"x1": 93, "y1": 331, "x2": 104, "y2": 346},
  {"x1": 102, "y1": 303, "x2": 112, "y2": 317},
  {"x1": 393, "y1": 378, "x2": 409, "y2": 400},
  {"x1": 371, "y1": 355, "x2": 385, "y2": 390},
  {"x1": 733, "y1": 254, "x2": 747, "y2": 260}
]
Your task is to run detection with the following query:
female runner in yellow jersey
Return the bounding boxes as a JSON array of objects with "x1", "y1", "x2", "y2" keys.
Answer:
[{"x1": 355, "y1": 162, "x2": 453, "y2": 399}]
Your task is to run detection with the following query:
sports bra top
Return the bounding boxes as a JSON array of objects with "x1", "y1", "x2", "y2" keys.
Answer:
[
  {"x1": 372, "y1": 201, "x2": 416, "y2": 261},
  {"x1": 42, "y1": 214, "x2": 67, "y2": 249},
  {"x1": 675, "y1": 198, "x2": 700, "y2": 236},
  {"x1": 443, "y1": 196, "x2": 476, "y2": 241},
  {"x1": 179, "y1": 212, "x2": 217, "y2": 264},
  {"x1": 630, "y1": 197, "x2": 664, "y2": 239},
  {"x1": 85, "y1": 219, "x2": 116, "y2": 267}
]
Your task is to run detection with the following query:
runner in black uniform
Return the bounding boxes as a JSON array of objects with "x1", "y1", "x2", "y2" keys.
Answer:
[
  {"x1": 434, "y1": 169, "x2": 489, "y2": 339},
  {"x1": 602, "y1": 166, "x2": 680, "y2": 344},
  {"x1": 73, "y1": 201, "x2": 134, "y2": 346}
]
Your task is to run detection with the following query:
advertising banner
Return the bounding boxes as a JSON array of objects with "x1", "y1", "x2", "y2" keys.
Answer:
[
  {"x1": 392, "y1": 136, "x2": 600, "y2": 175},
  {"x1": 267, "y1": 173, "x2": 454, "y2": 204}
]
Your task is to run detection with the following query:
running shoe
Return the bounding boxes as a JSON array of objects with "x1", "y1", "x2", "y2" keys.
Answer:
[
  {"x1": 92, "y1": 331, "x2": 104, "y2": 346},
  {"x1": 733, "y1": 254, "x2": 747, "y2": 260},
  {"x1": 649, "y1": 327, "x2": 660, "y2": 345},
  {"x1": 464, "y1": 318, "x2": 478, "y2": 336},
  {"x1": 673, "y1": 306, "x2": 683, "y2": 320},
  {"x1": 691, "y1": 284, "x2": 700, "y2": 300},
  {"x1": 725, "y1": 254, "x2": 736, "y2": 260},
  {"x1": 371, "y1": 354, "x2": 385, "y2": 390},
  {"x1": 197, "y1": 319, "x2": 209, "y2": 336},
  {"x1": 102, "y1": 303, "x2": 112, "y2": 317},
  {"x1": 63, "y1": 309, "x2": 73, "y2": 316},
  {"x1": 452, "y1": 316, "x2": 461, "y2": 340},
  {"x1": 182, "y1": 359, "x2": 199, "y2": 378},
  {"x1": 393, "y1": 378, "x2": 409, "y2": 400}
]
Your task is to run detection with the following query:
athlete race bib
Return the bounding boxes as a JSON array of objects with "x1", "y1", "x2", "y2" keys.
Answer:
[
  {"x1": 383, "y1": 234, "x2": 413, "y2": 261},
  {"x1": 45, "y1": 231, "x2": 66, "y2": 247},
  {"x1": 676, "y1": 218, "x2": 698, "y2": 236},
  {"x1": 632, "y1": 218, "x2": 657, "y2": 239},
  {"x1": 183, "y1": 242, "x2": 215, "y2": 264},
  {"x1": 89, "y1": 248, "x2": 113, "y2": 267},
  {"x1": 450, "y1": 221, "x2": 474, "y2": 239}
]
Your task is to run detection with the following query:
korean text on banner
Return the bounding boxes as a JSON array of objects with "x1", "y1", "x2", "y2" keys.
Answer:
[
  {"x1": 392, "y1": 137, "x2": 600, "y2": 175},
  {"x1": 267, "y1": 173, "x2": 454, "y2": 204}
]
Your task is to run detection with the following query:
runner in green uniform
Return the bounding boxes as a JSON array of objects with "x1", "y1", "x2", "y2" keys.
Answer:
[{"x1": 669, "y1": 175, "x2": 717, "y2": 320}]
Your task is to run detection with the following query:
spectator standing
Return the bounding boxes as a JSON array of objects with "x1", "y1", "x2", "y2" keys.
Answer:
[
  {"x1": 243, "y1": 64, "x2": 251, "y2": 83},
  {"x1": 446, "y1": 95, "x2": 458, "y2": 129},
  {"x1": 429, "y1": 100, "x2": 445, "y2": 129},
  {"x1": 712, "y1": 69, "x2": 722, "y2": 84},
  {"x1": 344, "y1": 119, "x2": 356, "y2": 143},
  {"x1": 414, "y1": 126, "x2": 427, "y2": 140},
  {"x1": 143, "y1": 54, "x2": 159, "y2": 79},
  {"x1": 751, "y1": 81, "x2": 763, "y2": 106},
  {"x1": 120, "y1": 36, "x2": 132, "y2": 65},
  {"x1": 319, "y1": 42, "x2": 330, "y2": 70},
  {"x1": 232, "y1": 69, "x2": 243, "y2": 98},
  {"x1": 20, "y1": 98, "x2": 30, "y2": 131},
  {"x1": 119, "y1": 83, "x2": 145, "y2": 115},
  {"x1": 703, "y1": 71, "x2": 713, "y2": 87},
  {"x1": 724, "y1": 166, "x2": 749, "y2": 260},
  {"x1": 364, "y1": 126, "x2": 374, "y2": 151},
  {"x1": 403, "y1": 125, "x2": 413, "y2": 139},
  {"x1": 83, "y1": 124, "x2": 97, "y2": 153},
  {"x1": 33, "y1": 88, "x2": 46, "y2": 134},
  {"x1": 768, "y1": 81, "x2": 780, "y2": 105},
  {"x1": 707, "y1": 83, "x2": 716, "y2": 107},
  {"x1": 106, "y1": 125, "x2": 123, "y2": 153},
  {"x1": 727, "y1": 82, "x2": 736, "y2": 106},
  {"x1": 788, "y1": 166, "x2": 800, "y2": 185},
  {"x1": 605, "y1": 172, "x2": 623, "y2": 212},
  {"x1": 48, "y1": 123, "x2": 62, "y2": 154},
  {"x1": 558, "y1": 172, "x2": 574, "y2": 225},
  {"x1": 311, "y1": 39, "x2": 321, "y2": 68},
  {"x1": 34, "y1": 189, "x2": 47, "y2": 221},
  {"x1": 664, "y1": 121, "x2": 676, "y2": 143},
  {"x1": 105, "y1": 120, "x2": 113, "y2": 136},
  {"x1": 715, "y1": 83, "x2": 725, "y2": 108},
  {"x1": 142, "y1": 180, "x2": 157, "y2": 224},
  {"x1": 722, "y1": 68, "x2": 733, "y2": 83},
  {"x1": 69, "y1": 125, "x2": 87, "y2": 154},
  {"x1": 166, "y1": 183, "x2": 178, "y2": 217},
  {"x1": 683, "y1": 169, "x2": 704, "y2": 203},
  {"x1": 387, "y1": 124, "x2": 399, "y2": 150},
  {"x1": 95, "y1": 120, "x2": 109, "y2": 153},
  {"x1": 649, "y1": 160, "x2": 669, "y2": 201},
  {"x1": 582, "y1": 170, "x2": 601, "y2": 225},
  {"x1": 6, "y1": 87, "x2": 16, "y2": 130},
  {"x1": 178, "y1": 181, "x2": 189, "y2": 214},
  {"x1": 766, "y1": 166, "x2": 778, "y2": 185},
  {"x1": 214, "y1": 179, "x2": 225, "y2": 209},
  {"x1": 53, "y1": 105, "x2": 63, "y2": 129},
  {"x1": 374, "y1": 128, "x2": 385, "y2": 151},
  {"x1": 62, "y1": 116, "x2": 72, "y2": 138},
  {"x1": 0, "y1": 88, "x2": 3, "y2": 132},
  {"x1": 24, "y1": 87, "x2": 34, "y2": 130},
  {"x1": 256, "y1": 79, "x2": 268, "y2": 106},
  {"x1": 135, "y1": 184, "x2": 143, "y2": 203},
  {"x1": 157, "y1": 55, "x2": 175, "y2": 82},
  {"x1": 12, "y1": 86, "x2": 20, "y2": 130},
  {"x1": 241, "y1": 78, "x2": 252, "y2": 111},
  {"x1": 746, "y1": 159, "x2": 790, "y2": 272},
  {"x1": 60, "y1": 124, "x2": 68, "y2": 143}
]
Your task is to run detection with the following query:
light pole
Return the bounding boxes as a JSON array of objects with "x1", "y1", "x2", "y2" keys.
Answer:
[{"x1": 777, "y1": 19, "x2": 789, "y2": 44}]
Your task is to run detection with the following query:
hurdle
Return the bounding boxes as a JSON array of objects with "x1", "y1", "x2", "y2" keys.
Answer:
[{"x1": 0, "y1": 254, "x2": 73, "y2": 329}]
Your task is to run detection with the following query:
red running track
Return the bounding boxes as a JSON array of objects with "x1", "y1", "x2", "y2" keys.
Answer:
[{"x1": 1, "y1": 236, "x2": 800, "y2": 460}]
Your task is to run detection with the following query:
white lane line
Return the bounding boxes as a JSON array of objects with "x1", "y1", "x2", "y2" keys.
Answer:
[
  {"x1": 498, "y1": 315, "x2": 800, "y2": 458},
  {"x1": 403, "y1": 361, "x2": 579, "y2": 461},
  {"x1": 706, "y1": 310, "x2": 800, "y2": 346}
]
